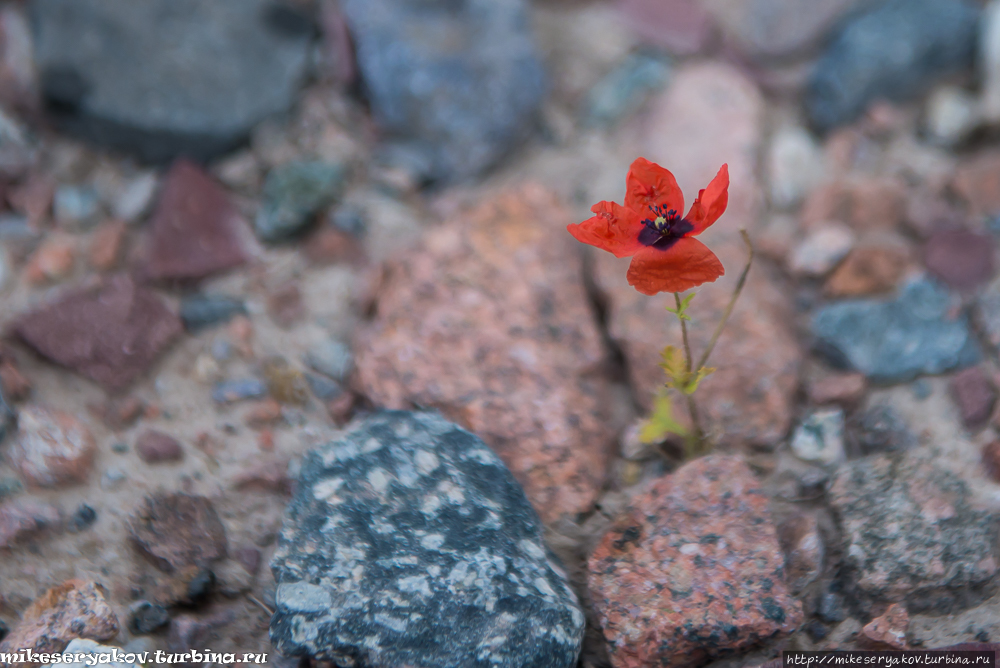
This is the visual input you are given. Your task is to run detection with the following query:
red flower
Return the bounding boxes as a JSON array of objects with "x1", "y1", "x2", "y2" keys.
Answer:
[{"x1": 568, "y1": 157, "x2": 729, "y2": 295}]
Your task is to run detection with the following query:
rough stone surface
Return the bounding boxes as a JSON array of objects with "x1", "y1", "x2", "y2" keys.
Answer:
[
  {"x1": 0, "y1": 501, "x2": 60, "y2": 548},
  {"x1": 924, "y1": 229, "x2": 996, "y2": 292},
  {"x1": 254, "y1": 161, "x2": 346, "y2": 242},
  {"x1": 341, "y1": 0, "x2": 545, "y2": 182},
  {"x1": 269, "y1": 411, "x2": 585, "y2": 668},
  {"x1": 127, "y1": 493, "x2": 227, "y2": 573},
  {"x1": 0, "y1": 580, "x2": 120, "y2": 658},
  {"x1": 134, "y1": 430, "x2": 184, "y2": 464},
  {"x1": 595, "y1": 240, "x2": 801, "y2": 448},
  {"x1": 143, "y1": 160, "x2": 250, "y2": 281},
  {"x1": 778, "y1": 513, "x2": 825, "y2": 596},
  {"x1": 789, "y1": 224, "x2": 855, "y2": 277},
  {"x1": 9, "y1": 405, "x2": 96, "y2": 488},
  {"x1": 829, "y1": 455, "x2": 998, "y2": 608},
  {"x1": 807, "y1": 372, "x2": 867, "y2": 407},
  {"x1": 806, "y1": 0, "x2": 980, "y2": 131},
  {"x1": 355, "y1": 185, "x2": 614, "y2": 522},
  {"x1": 14, "y1": 274, "x2": 183, "y2": 391},
  {"x1": 30, "y1": 0, "x2": 312, "y2": 162},
  {"x1": 791, "y1": 409, "x2": 846, "y2": 467},
  {"x1": 767, "y1": 124, "x2": 826, "y2": 210},
  {"x1": 588, "y1": 455, "x2": 802, "y2": 668},
  {"x1": 812, "y1": 277, "x2": 981, "y2": 383},
  {"x1": 848, "y1": 404, "x2": 916, "y2": 456},
  {"x1": 703, "y1": 0, "x2": 869, "y2": 60},
  {"x1": 949, "y1": 367, "x2": 997, "y2": 430}
]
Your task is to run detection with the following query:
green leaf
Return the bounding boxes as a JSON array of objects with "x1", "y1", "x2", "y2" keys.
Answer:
[
  {"x1": 665, "y1": 293, "x2": 695, "y2": 321},
  {"x1": 682, "y1": 366, "x2": 715, "y2": 395},
  {"x1": 639, "y1": 393, "x2": 688, "y2": 443},
  {"x1": 658, "y1": 346, "x2": 688, "y2": 388}
]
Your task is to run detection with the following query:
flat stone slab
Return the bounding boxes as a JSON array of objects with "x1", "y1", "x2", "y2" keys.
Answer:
[
  {"x1": 269, "y1": 411, "x2": 585, "y2": 668},
  {"x1": 31, "y1": 0, "x2": 312, "y2": 162}
]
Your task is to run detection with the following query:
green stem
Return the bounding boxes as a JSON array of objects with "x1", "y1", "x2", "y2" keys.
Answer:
[
  {"x1": 695, "y1": 229, "x2": 755, "y2": 371},
  {"x1": 674, "y1": 291, "x2": 704, "y2": 449}
]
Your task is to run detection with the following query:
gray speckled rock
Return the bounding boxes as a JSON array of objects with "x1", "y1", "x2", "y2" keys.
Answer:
[
  {"x1": 830, "y1": 454, "x2": 998, "y2": 611},
  {"x1": 31, "y1": 0, "x2": 312, "y2": 163},
  {"x1": 806, "y1": 0, "x2": 980, "y2": 131},
  {"x1": 812, "y1": 277, "x2": 980, "y2": 383},
  {"x1": 341, "y1": 0, "x2": 545, "y2": 183},
  {"x1": 270, "y1": 411, "x2": 584, "y2": 668}
]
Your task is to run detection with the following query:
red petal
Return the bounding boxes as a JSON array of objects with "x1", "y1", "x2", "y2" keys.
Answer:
[
  {"x1": 685, "y1": 164, "x2": 729, "y2": 236},
  {"x1": 567, "y1": 201, "x2": 644, "y2": 258},
  {"x1": 626, "y1": 237, "x2": 725, "y2": 295},
  {"x1": 624, "y1": 157, "x2": 684, "y2": 217}
]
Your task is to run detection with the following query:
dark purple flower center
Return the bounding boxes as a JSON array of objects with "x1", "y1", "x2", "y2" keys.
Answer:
[{"x1": 638, "y1": 205, "x2": 693, "y2": 250}]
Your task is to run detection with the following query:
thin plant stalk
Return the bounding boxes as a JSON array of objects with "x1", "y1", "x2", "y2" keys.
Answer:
[{"x1": 674, "y1": 291, "x2": 704, "y2": 448}]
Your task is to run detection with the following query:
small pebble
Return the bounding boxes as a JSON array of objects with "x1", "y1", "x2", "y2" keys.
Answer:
[
  {"x1": 69, "y1": 503, "x2": 97, "y2": 532},
  {"x1": 262, "y1": 358, "x2": 309, "y2": 405},
  {"x1": 180, "y1": 295, "x2": 247, "y2": 333},
  {"x1": 910, "y1": 378, "x2": 933, "y2": 400},
  {"x1": 135, "y1": 430, "x2": 184, "y2": 463},
  {"x1": 114, "y1": 172, "x2": 158, "y2": 222},
  {"x1": 54, "y1": 185, "x2": 100, "y2": 226},
  {"x1": 128, "y1": 600, "x2": 170, "y2": 635},
  {"x1": 111, "y1": 441, "x2": 128, "y2": 454},
  {"x1": 305, "y1": 373, "x2": 342, "y2": 401},
  {"x1": 101, "y1": 468, "x2": 127, "y2": 490},
  {"x1": 212, "y1": 379, "x2": 267, "y2": 404},
  {"x1": 817, "y1": 591, "x2": 847, "y2": 623},
  {"x1": 210, "y1": 338, "x2": 233, "y2": 362},
  {"x1": 305, "y1": 338, "x2": 353, "y2": 381},
  {"x1": 0, "y1": 476, "x2": 23, "y2": 499}
]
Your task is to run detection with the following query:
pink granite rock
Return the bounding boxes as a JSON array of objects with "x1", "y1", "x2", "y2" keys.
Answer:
[
  {"x1": 617, "y1": 0, "x2": 715, "y2": 55},
  {"x1": 924, "y1": 229, "x2": 996, "y2": 292},
  {"x1": 14, "y1": 274, "x2": 183, "y2": 391},
  {"x1": 135, "y1": 429, "x2": 184, "y2": 463},
  {"x1": 355, "y1": 184, "x2": 615, "y2": 523},
  {"x1": 143, "y1": 159, "x2": 250, "y2": 281},
  {"x1": 589, "y1": 455, "x2": 802, "y2": 668},
  {"x1": 594, "y1": 240, "x2": 801, "y2": 447},
  {"x1": 949, "y1": 367, "x2": 997, "y2": 430},
  {"x1": 9, "y1": 405, "x2": 95, "y2": 488},
  {"x1": 860, "y1": 603, "x2": 909, "y2": 649},
  {"x1": 0, "y1": 580, "x2": 120, "y2": 663}
]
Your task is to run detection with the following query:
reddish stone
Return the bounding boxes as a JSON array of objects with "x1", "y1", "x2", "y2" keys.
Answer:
[
  {"x1": 982, "y1": 441, "x2": 1000, "y2": 482},
  {"x1": 0, "y1": 355, "x2": 31, "y2": 401},
  {"x1": 953, "y1": 152, "x2": 1000, "y2": 218},
  {"x1": 244, "y1": 398, "x2": 283, "y2": 427},
  {"x1": 14, "y1": 274, "x2": 183, "y2": 391},
  {"x1": 0, "y1": 501, "x2": 60, "y2": 548},
  {"x1": 135, "y1": 429, "x2": 184, "y2": 463},
  {"x1": 355, "y1": 185, "x2": 615, "y2": 523},
  {"x1": 232, "y1": 459, "x2": 290, "y2": 495},
  {"x1": 143, "y1": 159, "x2": 249, "y2": 281},
  {"x1": 861, "y1": 603, "x2": 909, "y2": 650},
  {"x1": 801, "y1": 178, "x2": 906, "y2": 231},
  {"x1": 24, "y1": 234, "x2": 75, "y2": 284},
  {"x1": 257, "y1": 428, "x2": 275, "y2": 451},
  {"x1": 588, "y1": 456, "x2": 802, "y2": 668},
  {"x1": 0, "y1": 580, "x2": 120, "y2": 662},
  {"x1": 266, "y1": 282, "x2": 306, "y2": 329},
  {"x1": 924, "y1": 229, "x2": 996, "y2": 292},
  {"x1": 824, "y1": 245, "x2": 911, "y2": 297},
  {"x1": 235, "y1": 546, "x2": 262, "y2": 575},
  {"x1": 89, "y1": 395, "x2": 144, "y2": 430},
  {"x1": 229, "y1": 315, "x2": 254, "y2": 357},
  {"x1": 617, "y1": 0, "x2": 714, "y2": 55},
  {"x1": 88, "y1": 218, "x2": 128, "y2": 271},
  {"x1": 807, "y1": 372, "x2": 867, "y2": 407},
  {"x1": 127, "y1": 493, "x2": 228, "y2": 573},
  {"x1": 594, "y1": 240, "x2": 801, "y2": 448},
  {"x1": 949, "y1": 367, "x2": 997, "y2": 430},
  {"x1": 10, "y1": 405, "x2": 95, "y2": 488},
  {"x1": 303, "y1": 226, "x2": 361, "y2": 265}
]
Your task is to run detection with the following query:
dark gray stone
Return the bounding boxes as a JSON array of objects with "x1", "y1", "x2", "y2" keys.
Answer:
[
  {"x1": 341, "y1": 0, "x2": 546, "y2": 183},
  {"x1": 304, "y1": 338, "x2": 353, "y2": 382},
  {"x1": 31, "y1": 0, "x2": 313, "y2": 163},
  {"x1": 255, "y1": 161, "x2": 347, "y2": 242},
  {"x1": 829, "y1": 454, "x2": 998, "y2": 610},
  {"x1": 812, "y1": 277, "x2": 981, "y2": 383},
  {"x1": 269, "y1": 411, "x2": 585, "y2": 668},
  {"x1": 806, "y1": 0, "x2": 980, "y2": 131},
  {"x1": 129, "y1": 601, "x2": 171, "y2": 635},
  {"x1": 848, "y1": 403, "x2": 916, "y2": 456},
  {"x1": 179, "y1": 295, "x2": 247, "y2": 333},
  {"x1": 68, "y1": 503, "x2": 97, "y2": 532}
]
